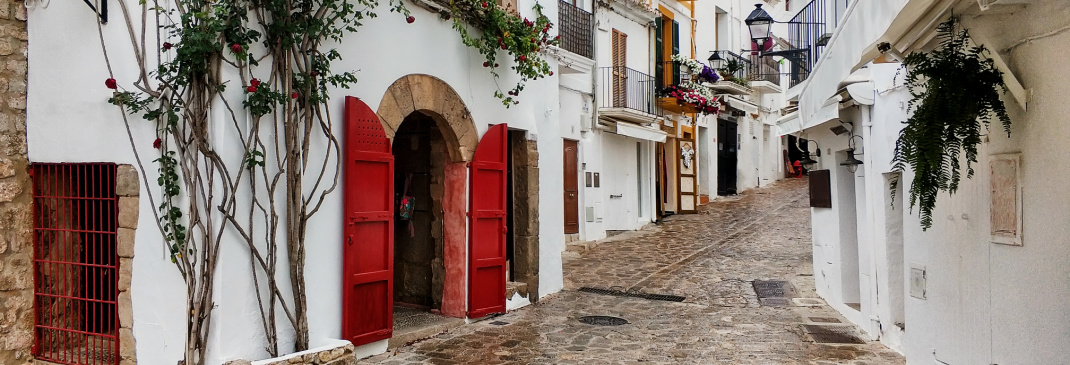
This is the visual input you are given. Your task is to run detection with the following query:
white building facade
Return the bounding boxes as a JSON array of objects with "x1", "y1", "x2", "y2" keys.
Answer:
[{"x1": 780, "y1": 0, "x2": 1070, "y2": 363}]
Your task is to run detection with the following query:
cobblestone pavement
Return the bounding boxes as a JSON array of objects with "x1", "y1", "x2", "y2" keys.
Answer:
[{"x1": 363, "y1": 178, "x2": 905, "y2": 364}]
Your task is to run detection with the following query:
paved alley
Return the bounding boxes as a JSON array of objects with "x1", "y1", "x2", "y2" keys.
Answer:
[{"x1": 363, "y1": 179, "x2": 905, "y2": 364}]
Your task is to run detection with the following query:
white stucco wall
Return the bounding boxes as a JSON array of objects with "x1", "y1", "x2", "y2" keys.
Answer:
[
  {"x1": 27, "y1": 0, "x2": 568, "y2": 363},
  {"x1": 803, "y1": 2, "x2": 1070, "y2": 363}
]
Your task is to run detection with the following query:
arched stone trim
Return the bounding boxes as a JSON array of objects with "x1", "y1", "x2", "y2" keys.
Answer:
[{"x1": 376, "y1": 74, "x2": 478, "y2": 162}]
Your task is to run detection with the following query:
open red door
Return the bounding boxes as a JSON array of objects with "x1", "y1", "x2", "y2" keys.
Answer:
[
  {"x1": 467, "y1": 124, "x2": 509, "y2": 318},
  {"x1": 342, "y1": 96, "x2": 394, "y2": 345}
]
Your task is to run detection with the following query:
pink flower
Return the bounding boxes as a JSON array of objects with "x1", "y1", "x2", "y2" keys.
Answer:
[{"x1": 231, "y1": 44, "x2": 242, "y2": 53}]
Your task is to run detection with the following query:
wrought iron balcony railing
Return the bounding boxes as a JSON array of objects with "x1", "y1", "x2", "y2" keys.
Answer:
[
  {"x1": 778, "y1": 0, "x2": 851, "y2": 87},
  {"x1": 599, "y1": 67, "x2": 661, "y2": 116},
  {"x1": 558, "y1": 1, "x2": 594, "y2": 59},
  {"x1": 708, "y1": 50, "x2": 751, "y2": 87},
  {"x1": 747, "y1": 51, "x2": 781, "y2": 85}
]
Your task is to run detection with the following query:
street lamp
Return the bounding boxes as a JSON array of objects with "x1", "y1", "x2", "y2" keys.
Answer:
[
  {"x1": 796, "y1": 138, "x2": 820, "y2": 170},
  {"x1": 839, "y1": 134, "x2": 864, "y2": 173},
  {"x1": 746, "y1": 4, "x2": 774, "y2": 52}
]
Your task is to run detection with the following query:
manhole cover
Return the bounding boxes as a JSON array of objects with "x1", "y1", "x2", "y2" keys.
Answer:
[
  {"x1": 808, "y1": 317, "x2": 842, "y2": 324},
  {"x1": 801, "y1": 325, "x2": 865, "y2": 344},
  {"x1": 578, "y1": 315, "x2": 629, "y2": 326},
  {"x1": 752, "y1": 280, "x2": 796, "y2": 298},
  {"x1": 759, "y1": 297, "x2": 791, "y2": 307}
]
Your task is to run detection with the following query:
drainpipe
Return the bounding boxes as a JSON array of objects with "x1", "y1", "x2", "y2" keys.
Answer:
[{"x1": 860, "y1": 105, "x2": 882, "y2": 339}]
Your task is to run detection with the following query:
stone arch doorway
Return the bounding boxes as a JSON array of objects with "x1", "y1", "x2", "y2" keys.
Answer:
[
  {"x1": 377, "y1": 75, "x2": 476, "y2": 320},
  {"x1": 375, "y1": 74, "x2": 541, "y2": 323}
]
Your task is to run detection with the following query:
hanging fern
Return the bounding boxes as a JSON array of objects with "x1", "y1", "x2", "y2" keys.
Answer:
[{"x1": 892, "y1": 17, "x2": 1011, "y2": 230}]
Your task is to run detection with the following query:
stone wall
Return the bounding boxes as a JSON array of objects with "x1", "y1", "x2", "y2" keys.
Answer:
[
  {"x1": 228, "y1": 342, "x2": 357, "y2": 365},
  {"x1": 510, "y1": 136, "x2": 540, "y2": 301},
  {"x1": 0, "y1": 1, "x2": 30, "y2": 363}
]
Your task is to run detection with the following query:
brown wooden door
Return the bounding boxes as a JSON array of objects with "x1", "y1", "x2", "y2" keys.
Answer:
[
  {"x1": 563, "y1": 140, "x2": 580, "y2": 234},
  {"x1": 611, "y1": 30, "x2": 627, "y2": 108}
]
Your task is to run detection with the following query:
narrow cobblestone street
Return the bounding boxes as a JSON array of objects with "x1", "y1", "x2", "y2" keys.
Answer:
[{"x1": 363, "y1": 179, "x2": 905, "y2": 364}]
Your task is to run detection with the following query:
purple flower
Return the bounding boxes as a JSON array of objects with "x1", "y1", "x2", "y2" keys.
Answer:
[{"x1": 699, "y1": 65, "x2": 720, "y2": 83}]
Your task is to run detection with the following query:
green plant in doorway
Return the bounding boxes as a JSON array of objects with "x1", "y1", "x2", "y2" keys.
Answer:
[{"x1": 891, "y1": 17, "x2": 1011, "y2": 230}]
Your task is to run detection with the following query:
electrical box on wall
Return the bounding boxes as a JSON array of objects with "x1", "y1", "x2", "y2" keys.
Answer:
[
  {"x1": 580, "y1": 113, "x2": 591, "y2": 133},
  {"x1": 910, "y1": 263, "x2": 927, "y2": 299},
  {"x1": 585, "y1": 207, "x2": 595, "y2": 222}
]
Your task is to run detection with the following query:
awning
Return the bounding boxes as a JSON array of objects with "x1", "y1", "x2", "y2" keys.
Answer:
[
  {"x1": 724, "y1": 96, "x2": 759, "y2": 114},
  {"x1": 602, "y1": 118, "x2": 668, "y2": 142}
]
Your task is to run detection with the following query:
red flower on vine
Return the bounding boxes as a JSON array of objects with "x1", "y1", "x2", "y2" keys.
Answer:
[
  {"x1": 162, "y1": 42, "x2": 173, "y2": 50},
  {"x1": 247, "y1": 85, "x2": 258, "y2": 93},
  {"x1": 105, "y1": 78, "x2": 117, "y2": 89},
  {"x1": 406, "y1": 16, "x2": 415, "y2": 23},
  {"x1": 250, "y1": 78, "x2": 261, "y2": 87},
  {"x1": 483, "y1": 62, "x2": 489, "y2": 67},
  {"x1": 291, "y1": 92, "x2": 299, "y2": 99},
  {"x1": 481, "y1": 1, "x2": 487, "y2": 7},
  {"x1": 519, "y1": 55, "x2": 526, "y2": 62},
  {"x1": 231, "y1": 44, "x2": 243, "y2": 53},
  {"x1": 153, "y1": 138, "x2": 162, "y2": 149}
]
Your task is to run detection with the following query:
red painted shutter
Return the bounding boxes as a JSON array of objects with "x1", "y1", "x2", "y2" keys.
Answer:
[
  {"x1": 467, "y1": 124, "x2": 509, "y2": 318},
  {"x1": 342, "y1": 96, "x2": 395, "y2": 346}
]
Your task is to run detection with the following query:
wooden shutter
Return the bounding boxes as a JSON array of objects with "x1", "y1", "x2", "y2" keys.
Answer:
[
  {"x1": 468, "y1": 124, "x2": 509, "y2": 318},
  {"x1": 611, "y1": 30, "x2": 627, "y2": 108},
  {"x1": 671, "y1": 20, "x2": 680, "y2": 85},
  {"x1": 654, "y1": 17, "x2": 664, "y2": 88},
  {"x1": 342, "y1": 96, "x2": 395, "y2": 346},
  {"x1": 809, "y1": 170, "x2": 832, "y2": 208}
]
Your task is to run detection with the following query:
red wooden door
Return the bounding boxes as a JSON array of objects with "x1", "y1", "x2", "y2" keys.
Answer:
[
  {"x1": 342, "y1": 96, "x2": 395, "y2": 346},
  {"x1": 563, "y1": 140, "x2": 580, "y2": 234},
  {"x1": 468, "y1": 123, "x2": 509, "y2": 318}
]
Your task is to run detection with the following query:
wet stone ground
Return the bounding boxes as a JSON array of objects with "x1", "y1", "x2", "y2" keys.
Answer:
[{"x1": 363, "y1": 178, "x2": 905, "y2": 364}]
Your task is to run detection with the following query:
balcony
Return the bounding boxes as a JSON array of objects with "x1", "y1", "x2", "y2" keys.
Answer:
[
  {"x1": 774, "y1": 0, "x2": 852, "y2": 88},
  {"x1": 747, "y1": 52, "x2": 783, "y2": 93},
  {"x1": 599, "y1": 67, "x2": 661, "y2": 124},
  {"x1": 706, "y1": 51, "x2": 753, "y2": 95},
  {"x1": 558, "y1": 1, "x2": 593, "y2": 59}
]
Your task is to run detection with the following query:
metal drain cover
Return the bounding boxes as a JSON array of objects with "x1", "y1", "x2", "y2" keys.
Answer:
[
  {"x1": 752, "y1": 280, "x2": 796, "y2": 298},
  {"x1": 578, "y1": 315, "x2": 629, "y2": 326},
  {"x1": 578, "y1": 287, "x2": 686, "y2": 302}
]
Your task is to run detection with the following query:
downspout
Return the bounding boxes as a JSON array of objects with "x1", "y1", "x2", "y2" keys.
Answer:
[{"x1": 860, "y1": 105, "x2": 882, "y2": 339}]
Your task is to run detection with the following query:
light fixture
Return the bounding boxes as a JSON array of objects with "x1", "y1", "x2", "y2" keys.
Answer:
[
  {"x1": 840, "y1": 147, "x2": 863, "y2": 173},
  {"x1": 745, "y1": 5, "x2": 774, "y2": 52},
  {"x1": 796, "y1": 138, "x2": 820, "y2": 170}
]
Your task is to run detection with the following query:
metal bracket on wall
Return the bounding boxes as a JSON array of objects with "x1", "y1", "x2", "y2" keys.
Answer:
[{"x1": 83, "y1": 0, "x2": 108, "y2": 24}]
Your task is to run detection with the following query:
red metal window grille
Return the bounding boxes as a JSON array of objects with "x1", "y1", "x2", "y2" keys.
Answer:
[{"x1": 31, "y1": 163, "x2": 120, "y2": 365}]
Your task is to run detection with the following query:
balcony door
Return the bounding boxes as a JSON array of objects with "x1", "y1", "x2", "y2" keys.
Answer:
[{"x1": 611, "y1": 29, "x2": 627, "y2": 108}]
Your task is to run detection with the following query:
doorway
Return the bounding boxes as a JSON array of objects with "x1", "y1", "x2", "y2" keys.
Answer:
[
  {"x1": 563, "y1": 140, "x2": 580, "y2": 234},
  {"x1": 717, "y1": 119, "x2": 738, "y2": 195},
  {"x1": 390, "y1": 112, "x2": 449, "y2": 329}
]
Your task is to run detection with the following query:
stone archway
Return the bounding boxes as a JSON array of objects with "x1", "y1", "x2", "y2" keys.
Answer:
[
  {"x1": 376, "y1": 75, "x2": 478, "y2": 318},
  {"x1": 376, "y1": 74, "x2": 478, "y2": 162}
]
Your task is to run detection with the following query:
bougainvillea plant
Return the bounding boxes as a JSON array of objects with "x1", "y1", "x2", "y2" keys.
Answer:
[{"x1": 442, "y1": 0, "x2": 559, "y2": 106}]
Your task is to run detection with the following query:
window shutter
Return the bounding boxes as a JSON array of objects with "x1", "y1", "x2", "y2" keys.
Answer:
[
  {"x1": 809, "y1": 170, "x2": 832, "y2": 208},
  {"x1": 655, "y1": 17, "x2": 663, "y2": 88},
  {"x1": 672, "y1": 20, "x2": 681, "y2": 85}
]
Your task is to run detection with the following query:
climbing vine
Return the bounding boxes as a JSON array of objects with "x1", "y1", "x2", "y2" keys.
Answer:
[
  {"x1": 100, "y1": 0, "x2": 408, "y2": 363},
  {"x1": 891, "y1": 17, "x2": 1011, "y2": 229},
  {"x1": 438, "y1": 0, "x2": 558, "y2": 105}
]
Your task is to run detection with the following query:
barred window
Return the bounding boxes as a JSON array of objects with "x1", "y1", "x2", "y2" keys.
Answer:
[{"x1": 32, "y1": 163, "x2": 119, "y2": 365}]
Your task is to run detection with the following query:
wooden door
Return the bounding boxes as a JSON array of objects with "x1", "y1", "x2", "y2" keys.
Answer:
[
  {"x1": 677, "y1": 136, "x2": 698, "y2": 213},
  {"x1": 717, "y1": 120, "x2": 738, "y2": 195},
  {"x1": 611, "y1": 29, "x2": 627, "y2": 108},
  {"x1": 468, "y1": 124, "x2": 509, "y2": 318},
  {"x1": 563, "y1": 140, "x2": 580, "y2": 234},
  {"x1": 342, "y1": 96, "x2": 395, "y2": 346}
]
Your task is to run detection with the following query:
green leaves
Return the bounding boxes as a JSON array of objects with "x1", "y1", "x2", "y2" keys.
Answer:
[
  {"x1": 892, "y1": 17, "x2": 1012, "y2": 230},
  {"x1": 445, "y1": 0, "x2": 559, "y2": 106}
]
